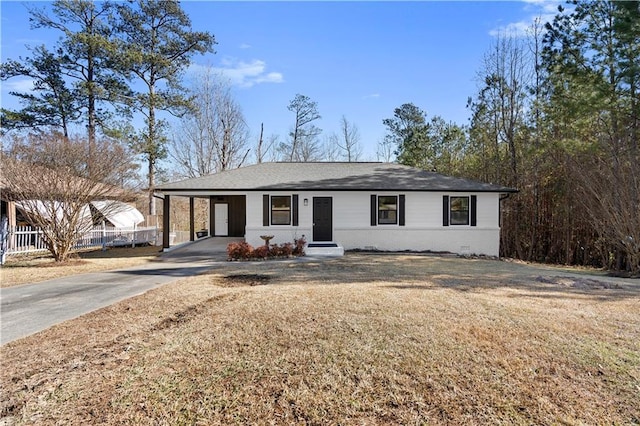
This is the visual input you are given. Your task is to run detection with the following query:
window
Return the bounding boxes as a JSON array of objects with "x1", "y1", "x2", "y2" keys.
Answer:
[
  {"x1": 450, "y1": 196, "x2": 469, "y2": 225},
  {"x1": 271, "y1": 196, "x2": 291, "y2": 225},
  {"x1": 378, "y1": 196, "x2": 398, "y2": 225}
]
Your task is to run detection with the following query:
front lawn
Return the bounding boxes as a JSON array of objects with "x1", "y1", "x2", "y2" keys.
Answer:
[
  {"x1": 1, "y1": 254, "x2": 638, "y2": 424},
  {"x1": 0, "y1": 245, "x2": 162, "y2": 287}
]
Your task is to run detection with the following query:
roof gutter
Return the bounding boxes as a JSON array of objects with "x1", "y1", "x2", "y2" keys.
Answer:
[{"x1": 157, "y1": 187, "x2": 518, "y2": 193}]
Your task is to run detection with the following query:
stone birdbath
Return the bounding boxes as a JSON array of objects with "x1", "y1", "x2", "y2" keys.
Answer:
[{"x1": 260, "y1": 235, "x2": 274, "y2": 247}]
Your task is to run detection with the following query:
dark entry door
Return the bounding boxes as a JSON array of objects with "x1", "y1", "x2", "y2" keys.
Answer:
[{"x1": 313, "y1": 197, "x2": 332, "y2": 242}]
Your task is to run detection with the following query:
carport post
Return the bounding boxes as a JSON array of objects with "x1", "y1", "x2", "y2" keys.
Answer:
[
  {"x1": 209, "y1": 196, "x2": 215, "y2": 236},
  {"x1": 189, "y1": 197, "x2": 195, "y2": 241},
  {"x1": 163, "y1": 195, "x2": 170, "y2": 249}
]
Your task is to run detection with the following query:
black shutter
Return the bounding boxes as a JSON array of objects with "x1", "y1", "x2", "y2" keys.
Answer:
[
  {"x1": 470, "y1": 195, "x2": 477, "y2": 227},
  {"x1": 263, "y1": 194, "x2": 269, "y2": 226},
  {"x1": 442, "y1": 195, "x2": 449, "y2": 227},
  {"x1": 399, "y1": 194, "x2": 405, "y2": 226},
  {"x1": 370, "y1": 194, "x2": 377, "y2": 226},
  {"x1": 292, "y1": 194, "x2": 299, "y2": 226}
]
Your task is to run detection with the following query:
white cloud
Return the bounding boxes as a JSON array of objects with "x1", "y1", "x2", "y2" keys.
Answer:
[
  {"x1": 363, "y1": 93, "x2": 380, "y2": 99},
  {"x1": 489, "y1": 20, "x2": 536, "y2": 38},
  {"x1": 211, "y1": 58, "x2": 284, "y2": 88},
  {"x1": 489, "y1": 1, "x2": 561, "y2": 38},
  {"x1": 239, "y1": 43, "x2": 251, "y2": 49},
  {"x1": 2, "y1": 78, "x2": 35, "y2": 92},
  {"x1": 523, "y1": 0, "x2": 562, "y2": 14}
]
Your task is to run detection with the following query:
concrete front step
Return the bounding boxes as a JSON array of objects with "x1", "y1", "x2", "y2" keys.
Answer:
[{"x1": 305, "y1": 242, "x2": 345, "y2": 257}]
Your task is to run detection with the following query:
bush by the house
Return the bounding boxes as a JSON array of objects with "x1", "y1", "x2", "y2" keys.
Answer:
[
  {"x1": 293, "y1": 237, "x2": 306, "y2": 256},
  {"x1": 252, "y1": 245, "x2": 270, "y2": 259},
  {"x1": 227, "y1": 237, "x2": 305, "y2": 261},
  {"x1": 226, "y1": 241, "x2": 253, "y2": 260},
  {"x1": 271, "y1": 242, "x2": 293, "y2": 258}
]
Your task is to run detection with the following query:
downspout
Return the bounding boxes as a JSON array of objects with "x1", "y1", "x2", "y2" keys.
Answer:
[
  {"x1": 498, "y1": 192, "x2": 515, "y2": 259},
  {"x1": 499, "y1": 193, "x2": 511, "y2": 228}
]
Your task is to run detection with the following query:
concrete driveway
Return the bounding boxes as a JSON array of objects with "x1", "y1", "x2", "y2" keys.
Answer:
[{"x1": 0, "y1": 237, "x2": 239, "y2": 345}]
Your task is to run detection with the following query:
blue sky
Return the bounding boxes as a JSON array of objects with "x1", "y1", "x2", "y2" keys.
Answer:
[{"x1": 1, "y1": 1, "x2": 560, "y2": 160}]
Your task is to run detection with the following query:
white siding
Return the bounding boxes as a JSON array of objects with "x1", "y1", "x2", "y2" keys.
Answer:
[
  {"x1": 245, "y1": 191, "x2": 502, "y2": 257},
  {"x1": 246, "y1": 191, "x2": 310, "y2": 246}
]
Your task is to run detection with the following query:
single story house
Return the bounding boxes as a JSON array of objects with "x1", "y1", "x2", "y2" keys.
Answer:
[{"x1": 156, "y1": 162, "x2": 517, "y2": 256}]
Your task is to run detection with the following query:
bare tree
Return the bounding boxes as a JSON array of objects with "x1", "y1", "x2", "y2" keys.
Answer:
[
  {"x1": 468, "y1": 32, "x2": 531, "y2": 187},
  {"x1": 1, "y1": 134, "x2": 138, "y2": 262},
  {"x1": 376, "y1": 137, "x2": 395, "y2": 162},
  {"x1": 296, "y1": 134, "x2": 323, "y2": 162},
  {"x1": 168, "y1": 69, "x2": 249, "y2": 178},
  {"x1": 286, "y1": 94, "x2": 321, "y2": 161},
  {"x1": 334, "y1": 115, "x2": 362, "y2": 161},
  {"x1": 571, "y1": 154, "x2": 640, "y2": 276},
  {"x1": 323, "y1": 134, "x2": 341, "y2": 161},
  {"x1": 254, "y1": 123, "x2": 278, "y2": 164}
]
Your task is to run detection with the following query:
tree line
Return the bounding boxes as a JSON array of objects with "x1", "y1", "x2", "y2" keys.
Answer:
[
  {"x1": 383, "y1": 2, "x2": 639, "y2": 275},
  {"x1": 493, "y1": 1, "x2": 639, "y2": 276},
  {"x1": 2, "y1": 0, "x2": 638, "y2": 275}
]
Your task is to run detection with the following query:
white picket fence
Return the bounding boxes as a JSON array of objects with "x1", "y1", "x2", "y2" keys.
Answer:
[{"x1": 3, "y1": 224, "x2": 159, "y2": 256}]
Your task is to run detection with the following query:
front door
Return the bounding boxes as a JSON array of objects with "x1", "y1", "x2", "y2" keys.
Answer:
[
  {"x1": 214, "y1": 203, "x2": 228, "y2": 236},
  {"x1": 313, "y1": 197, "x2": 332, "y2": 242}
]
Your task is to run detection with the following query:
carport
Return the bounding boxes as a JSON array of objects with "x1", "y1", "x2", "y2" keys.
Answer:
[{"x1": 156, "y1": 193, "x2": 246, "y2": 249}]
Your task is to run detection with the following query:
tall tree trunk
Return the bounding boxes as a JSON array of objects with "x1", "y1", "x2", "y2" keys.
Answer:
[
  {"x1": 87, "y1": 50, "x2": 96, "y2": 178},
  {"x1": 290, "y1": 121, "x2": 299, "y2": 161},
  {"x1": 257, "y1": 122, "x2": 264, "y2": 163},
  {"x1": 148, "y1": 83, "x2": 156, "y2": 217}
]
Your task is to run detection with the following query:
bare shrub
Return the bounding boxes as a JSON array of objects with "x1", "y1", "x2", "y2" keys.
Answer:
[
  {"x1": 571, "y1": 153, "x2": 640, "y2": 276},
  {"x1": 1, "y1": 134, "x2": 138, "y2": 262}
]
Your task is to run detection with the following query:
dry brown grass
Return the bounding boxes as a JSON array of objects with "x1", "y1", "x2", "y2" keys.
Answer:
[
  {"x1": 0, "y1": 245, "x2": 162, "y2": 287},
  {"x1": 1, "y1": 254, "x2": 639, "y2": 425}
]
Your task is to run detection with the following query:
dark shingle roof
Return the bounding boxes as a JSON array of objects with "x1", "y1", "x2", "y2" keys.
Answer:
[{"x1": 157, "y1": 162, "x2": 518, "y2": 193}]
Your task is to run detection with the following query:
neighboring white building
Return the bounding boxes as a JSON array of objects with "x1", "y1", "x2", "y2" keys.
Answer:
[{"x1": 156, "y1": 162, "x2": 517, "y2": 256}]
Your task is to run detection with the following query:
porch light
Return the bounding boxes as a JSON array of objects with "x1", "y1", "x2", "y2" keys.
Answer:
[{"x1": 303, "y1": 198, "x2": 308, "y2": 206}]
